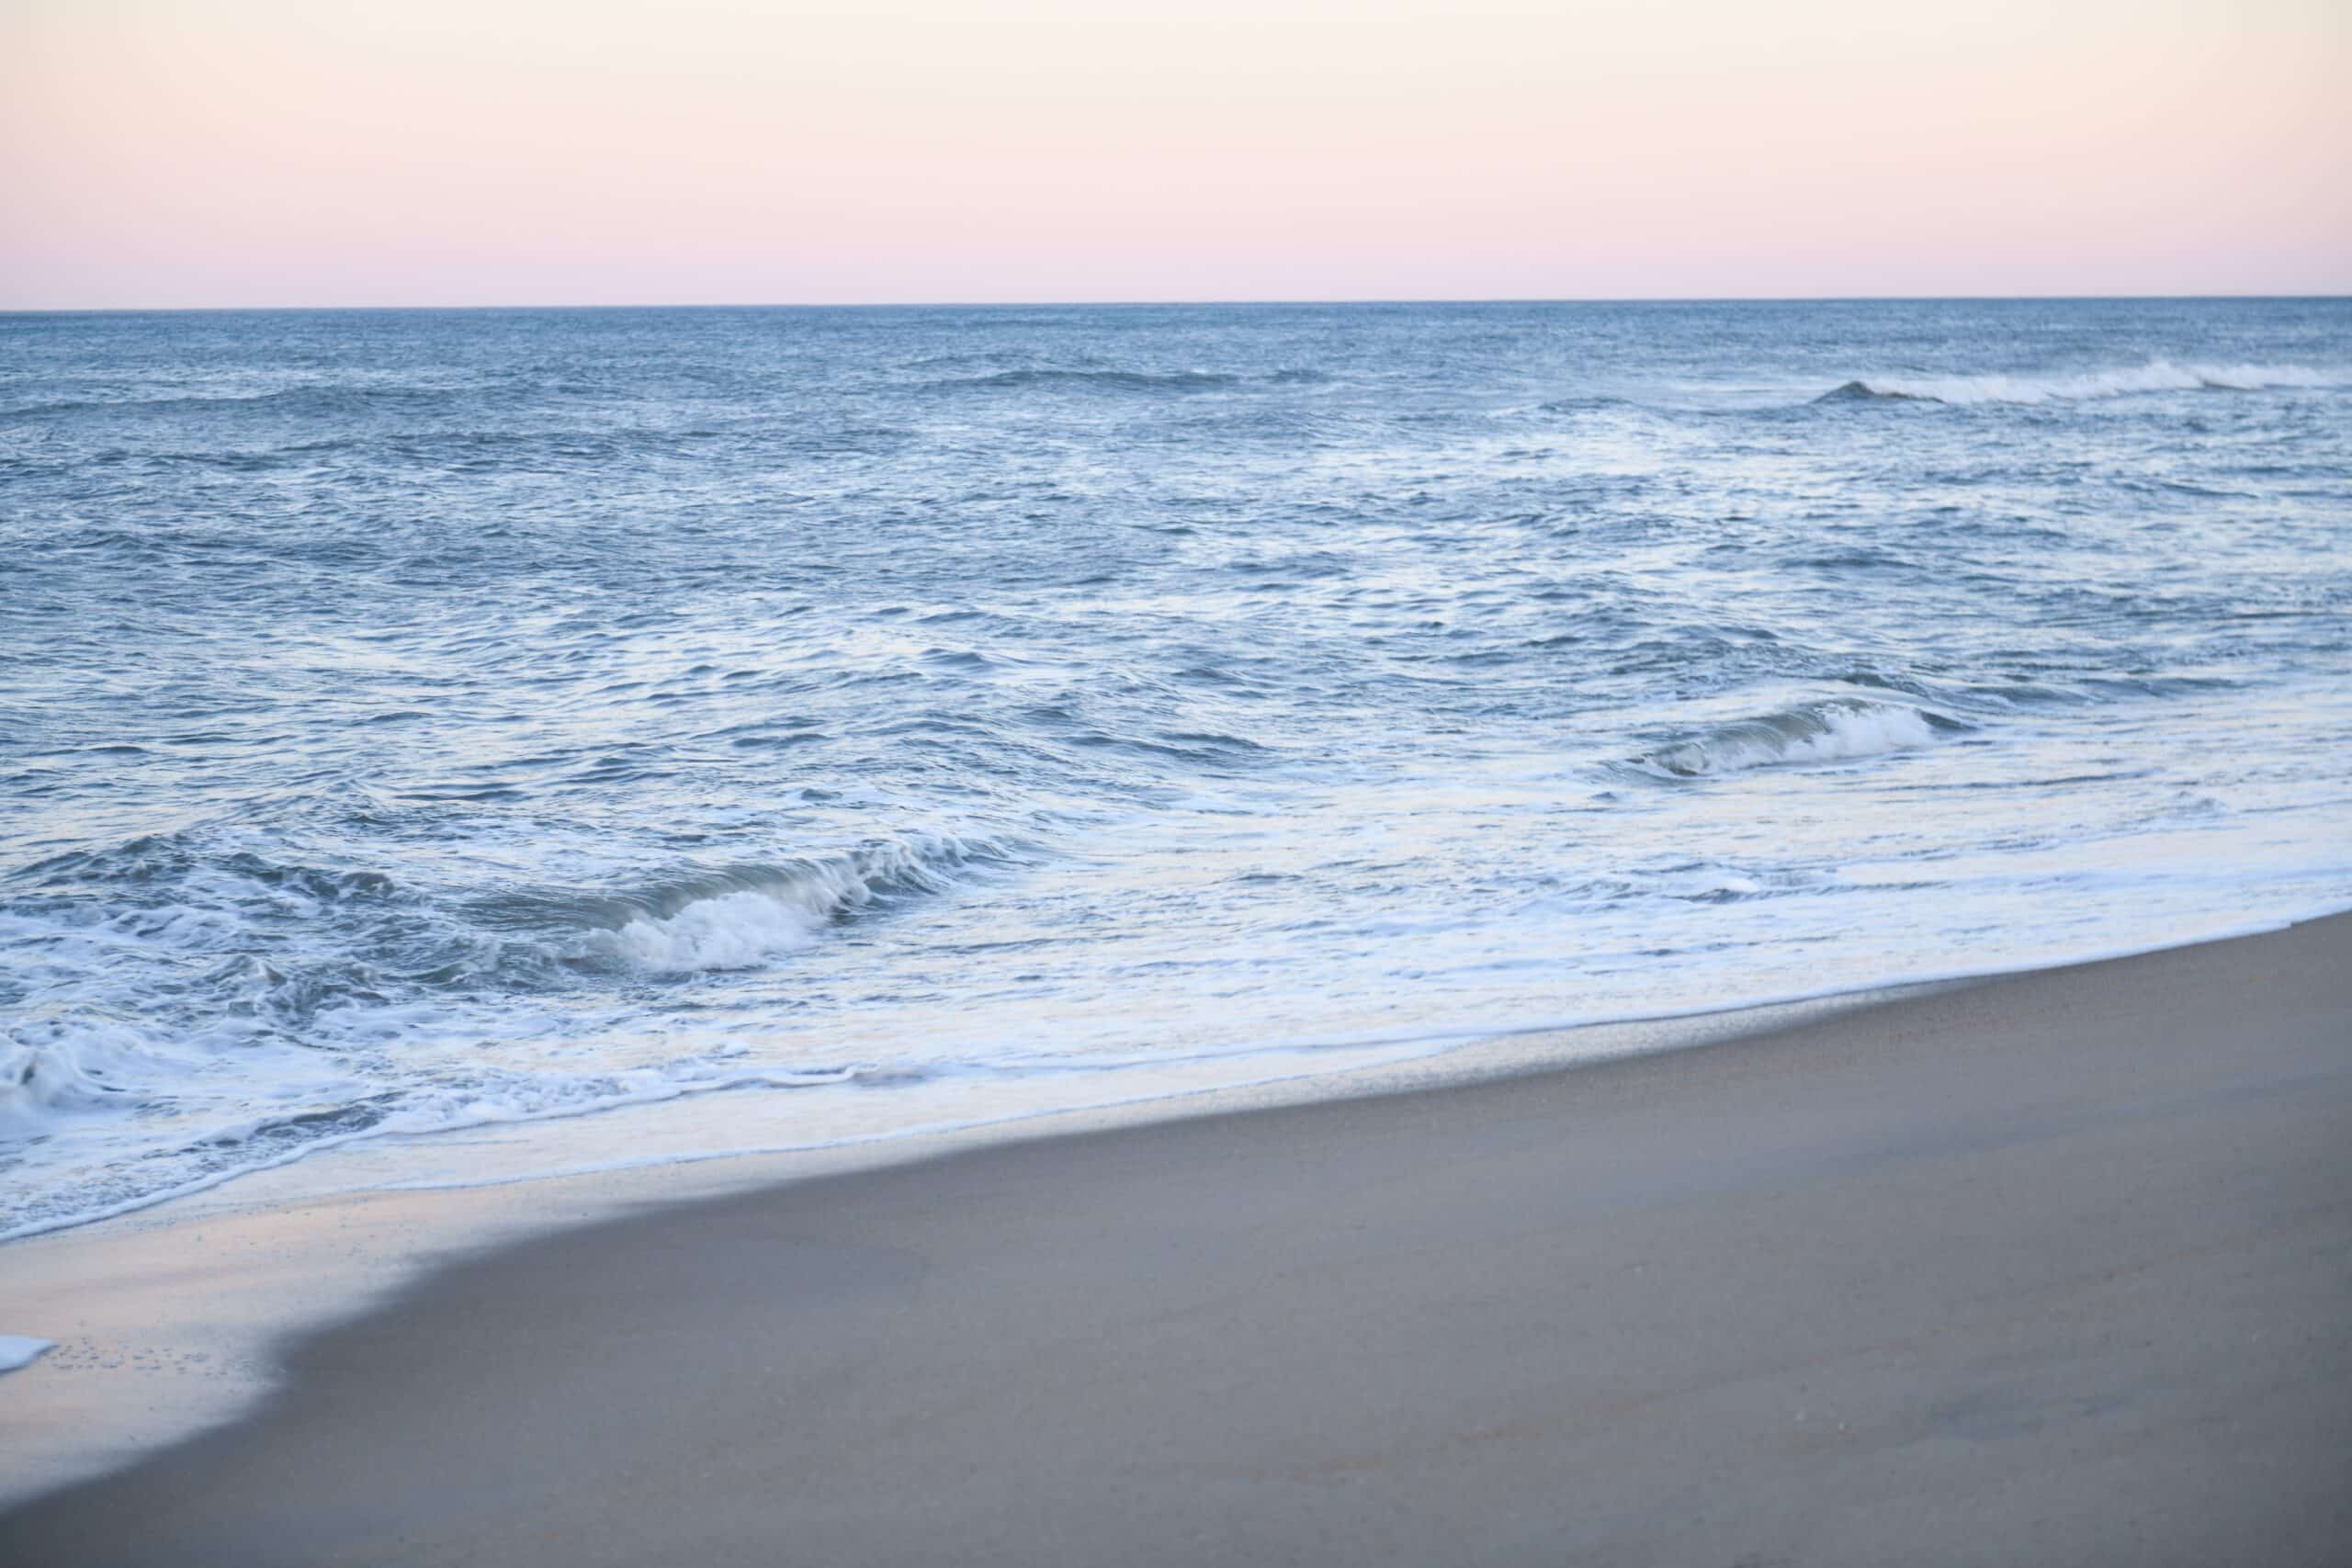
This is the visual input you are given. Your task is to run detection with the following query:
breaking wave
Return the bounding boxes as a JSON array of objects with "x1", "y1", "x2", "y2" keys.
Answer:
[
  {"x1": 1628, "y1": 700, "x2": 1956, "y2": 779},
  {"x1": 0, "y1": 829, "x2": 1021, "y2": 1236},
  {"x1": 1818, "y1": 361, "x2": 2345, "y2": 406},
  {"x1": 583, "y1": 834, "x2": 1013, "y2": 972}
]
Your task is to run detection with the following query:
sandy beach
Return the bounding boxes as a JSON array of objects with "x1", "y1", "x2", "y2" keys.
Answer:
[{"x1": 6, "y1": 913, "x2": 2349, "y2": 1565}]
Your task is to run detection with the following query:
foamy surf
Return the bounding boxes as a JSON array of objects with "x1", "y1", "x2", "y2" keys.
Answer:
[{"x1": 6, "y1": 298, "x2": 2350, "y2": 1244}]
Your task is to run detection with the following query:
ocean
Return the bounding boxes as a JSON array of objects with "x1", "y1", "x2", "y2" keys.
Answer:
[{"x1": 5, "y1": 299, "x2": 2349, "y2": 1238}]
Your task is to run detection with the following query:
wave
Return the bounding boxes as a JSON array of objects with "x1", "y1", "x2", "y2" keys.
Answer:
[
  {"x1": 1817, "y1": 360, "x2": 2346, "y2": 407},
  {"x1": 582, "y1": 833, "x2": 1012, "y2": 972},
  {"x1": 0, "y1": 829, "x2": 1021, "y2": 1236},
  {"x1": 1627, "y1": 700, "x2": 1958, "y2": 779},
  {"x1": 934, "y1": 368, "x2": 1242, "y2": 395},
  {"x1": 0, "y1": 381, "x2": 459, "y2": 424}
]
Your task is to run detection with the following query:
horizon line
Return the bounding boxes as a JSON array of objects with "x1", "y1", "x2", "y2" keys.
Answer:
[{"x1": 6, "y1": 290, "x2": 2351, "y2": 319}]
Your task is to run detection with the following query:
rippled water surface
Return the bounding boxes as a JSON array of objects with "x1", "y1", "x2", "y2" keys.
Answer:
[{"x1": 6, "y1": 299, "x2": 2350, "y2": 1235}]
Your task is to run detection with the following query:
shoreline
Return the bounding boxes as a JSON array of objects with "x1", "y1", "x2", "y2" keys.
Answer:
[
  {"x1": 0, "y1": 970, "x2": 1927, "y2": 1509},
  {"x1": 14, "y1": 911, "x2": 2352, "y2": 1561},
  {"x1": 14, "y1": 901, "x2": 2341, "y2": 1250}
]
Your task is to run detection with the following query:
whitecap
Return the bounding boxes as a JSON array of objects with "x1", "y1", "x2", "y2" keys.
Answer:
[
  {"x1": 588, "y1": 834, "x2": 1011, "y2": 973},
  {"x1": 1631, "y1": 700, "x2": 1947, "y2": 779},
  {"x1": 1822, "y1": 360, "x2": 2344, "y2": 406}
]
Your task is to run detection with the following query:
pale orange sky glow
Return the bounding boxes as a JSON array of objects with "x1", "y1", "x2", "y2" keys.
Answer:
[{"x1": 4, "y1": 0, "x2": 2347, "y2": 308}]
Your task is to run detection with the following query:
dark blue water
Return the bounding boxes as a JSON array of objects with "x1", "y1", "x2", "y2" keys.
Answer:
[{"x1": 6, "y1": 299, "x2": 2350, "y2": 1235}]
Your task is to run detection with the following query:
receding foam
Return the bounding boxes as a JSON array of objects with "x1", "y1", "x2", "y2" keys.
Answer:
[{"x1": 0, "y1": 1336, "x2": 55, "y2": 1374}]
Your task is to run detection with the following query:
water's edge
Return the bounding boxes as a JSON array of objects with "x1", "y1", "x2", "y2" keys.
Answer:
[{"x1": 6, "y1": 908, "x2": 2346, "y2": 1511}]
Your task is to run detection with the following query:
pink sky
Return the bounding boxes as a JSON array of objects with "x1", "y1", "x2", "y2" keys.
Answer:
[{"x1": 4, "y1": 0, "x2": 2347, "y2": 309}]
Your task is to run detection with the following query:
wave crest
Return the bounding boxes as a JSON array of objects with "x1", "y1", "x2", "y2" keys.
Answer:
[
  {"x1": 1819, "y1": 360, "x2": 2345, "y2": 407},
  {"x1": 586, "y1": 833, "x2": 1012, "y2": 972},
  {"x1": 1628, "y1": 700, "x2": 1954, "y2": 779}
]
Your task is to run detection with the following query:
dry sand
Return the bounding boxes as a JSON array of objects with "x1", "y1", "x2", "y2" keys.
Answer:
[{"x1": 6, "y1": 914, "x2": 2348, "y2": 1565}]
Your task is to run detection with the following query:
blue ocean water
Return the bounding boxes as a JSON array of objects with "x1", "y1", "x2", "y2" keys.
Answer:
[{"x1": 4, "y1": 299, "x2": 2349, "y2": 1236}]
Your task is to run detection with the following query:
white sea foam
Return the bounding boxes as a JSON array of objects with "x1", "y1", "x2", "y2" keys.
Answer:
[
  {"x1": 0, "y1": 1022, "x2": 147, "y2": 1130},
  {"x1": 0, "y1": 1051, "x2": 878, "y2": 1244},
  {"x1": 1830, "y1": 360, "x2": 2346, "y2": 406},
  {"x1": 599, "y1": 886, "x2": 833, "y2": 970},
  {"x1": 0, "y1": 1337, "x2": 54, "y2": 1374}
]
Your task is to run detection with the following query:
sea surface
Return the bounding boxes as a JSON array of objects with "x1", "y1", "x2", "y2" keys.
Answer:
[{"x1": 5, "y1": 299, "x2": 2350, "y2": 1238}]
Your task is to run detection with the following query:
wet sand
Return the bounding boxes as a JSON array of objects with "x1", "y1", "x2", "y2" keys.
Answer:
[{"x1": 6, "y1": 914, "x2": 2349, "y2": 1565}]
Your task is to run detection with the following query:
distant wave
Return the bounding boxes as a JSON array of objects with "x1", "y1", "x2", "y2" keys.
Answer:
[
  {"x1": 1627, "y1": 700, "x2": 1960, "y2": 779},
  {"x1": 1, "y1": 382, "x2": 458, "y2": 424},
  {"x1": 1818, "y1": 360, "x2": 2346, "y2": 407},
  {"x1": 933, "y1": 368, "x2": 1242, "y2": 395},
  {"x1": 583, "y1": 834, "x2": 1012, "y2": 972}
]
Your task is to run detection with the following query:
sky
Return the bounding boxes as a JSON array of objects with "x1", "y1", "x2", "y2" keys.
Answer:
[{"x1": 3, "y1": 0, "x2": 2347, "y2": 309}]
